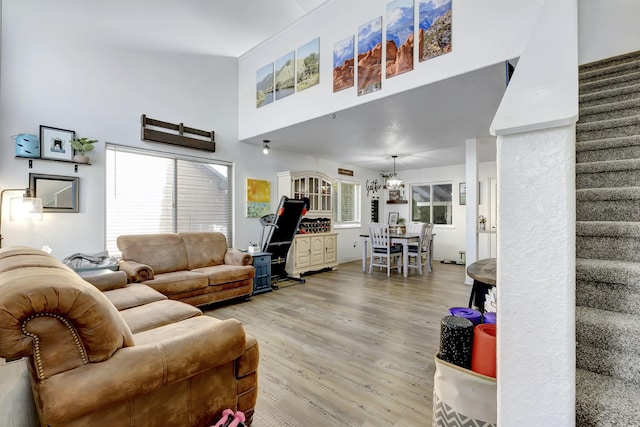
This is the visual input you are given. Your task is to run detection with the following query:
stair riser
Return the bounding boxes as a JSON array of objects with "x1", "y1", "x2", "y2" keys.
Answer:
[
  {"x1": 577, "y1": 280, "x2": 640, "y2": 315},
  {"x1": 577, "y1": 122, "x2": 640, "y2": 141},
  {"x1": 580, "y1": 105, "x2": 640, "y2": 124},
  {"x1": 580, "y1": 89, "x2": 640, "y2": 109},
  {"x1": 580, "y1": 51, "x2": 640, "y2": 74},
  {"x1": 577, "y1": 145, "x2": 640, "y2": 163},
  {"x1": 577, "y1": 200, "x2": 640, "y2": 221},
  {"x1": 577, "y1": 236, "x2": 640, "y2": 262},
  {"x1": 576, "y1": 343, "x2": 640, "y2": 384},
  {"x1": 580, "y1": 73, "x2": 640, "y2": 96},
  {"x1": 576, "y1": 169, "x2": 640, "y2": 188},
  {"x1": 580, "y1": 61, "x2": 640, "y2": 83}
]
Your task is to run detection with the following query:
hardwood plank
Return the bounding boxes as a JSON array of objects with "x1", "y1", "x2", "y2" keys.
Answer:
[{"x1": 206, "y1": 260, "x2": 470, "y2": 426}]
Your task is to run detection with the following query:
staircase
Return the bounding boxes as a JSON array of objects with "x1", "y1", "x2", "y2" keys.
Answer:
[{"x1": 576, "y1": 50, "x2": 640, "y2": 426}]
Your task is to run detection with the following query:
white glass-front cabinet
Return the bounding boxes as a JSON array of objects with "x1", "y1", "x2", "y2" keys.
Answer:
[
  {"x1": 278, "y1": 171, "x2": 338, "y2": 277},
  {"x1": 281, "y1": 172, "x2": 332, "y2": 215}
]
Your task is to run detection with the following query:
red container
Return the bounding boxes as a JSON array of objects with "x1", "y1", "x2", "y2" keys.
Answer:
[{"x1": 471, "y1": 323, "x2": 497, "y2": 378}]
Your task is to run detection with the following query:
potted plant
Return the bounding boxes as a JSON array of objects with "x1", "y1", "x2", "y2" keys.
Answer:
[
  {"x1": 479, "y1": 215, "x2": 487, "y2": 231},
  {"x1": 70, "y1": 137, "x2": 98, "y2": 164}
]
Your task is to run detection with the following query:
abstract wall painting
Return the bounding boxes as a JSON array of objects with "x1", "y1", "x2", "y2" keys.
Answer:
[
  {"x1": 256, "y1": 63, "x2": 274, "y2": 108},
  {"x1": 357, "y1": 16, "x2": 383, "y2": 96},
  {"x1": 247, "y1": 179, "x2": 271, "y2": 218},
  {"x1": 386, "y1": 0, "x2": 414, "y2": 78},
  {"x1": 333, "y1": 35, "x2": 355, "y2": 93},
  {"x1": 297, "y1": 38, "x2": 320, "y2": 92},
  {"x1": 418, "y1": 0, "x2": 452, "y2": 62},
  {"x1": 275, "y1": 51, "x2": 295, "y2": 100}
]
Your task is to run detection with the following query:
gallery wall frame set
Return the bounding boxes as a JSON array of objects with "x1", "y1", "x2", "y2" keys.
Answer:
[
  {"x1": 255, "y1": 0, "x2": 452, "y2": 105},
  {"x1": 256, "y1": 37, "x2": 321, "y2": 108}
]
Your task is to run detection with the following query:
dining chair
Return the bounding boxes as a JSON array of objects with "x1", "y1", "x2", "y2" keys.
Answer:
[
  {"x1": 368, "y1": 222, "x2": 403, "y2": 276},
  {"x1": 406, "y1": 222, "x2": 426, "y2": 275},
  {"x1": 407, "y1": 222, "x2": 433, "y2": 274}
]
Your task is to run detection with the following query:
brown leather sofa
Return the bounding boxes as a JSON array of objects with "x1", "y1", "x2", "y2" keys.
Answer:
[
  {"x1": 0, "y1": 246, "x2": 259, "y2": 426},
  {"x1": 117, "y1": 232, "x2": 255, "y2": 306}
]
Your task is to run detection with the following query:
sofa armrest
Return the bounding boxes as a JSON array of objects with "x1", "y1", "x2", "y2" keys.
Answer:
[
  {"x1": 119, "y1": 260, "x2": 154, "y2": 282},
  {"x1": 38, "y1": 317, "x2": 246, "y2": 423},
  {"x1": 225, "y1": 249, "x2": 252, "y2": 266},
  {"x1": 80, "y1": 270, "x2": 128, "y2": 292}
]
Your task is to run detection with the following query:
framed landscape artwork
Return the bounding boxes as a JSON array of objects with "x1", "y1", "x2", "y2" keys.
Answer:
[
  {"x1": 357, "y1": 16, "x2": 382, "y2": 96},
  {"x1": 256, "y1": 63, "x2": 274, "y2": 108},
  {"x1": 418, "y1": 0, "x2": 453, "y2": 62},
  {"x1": 297, "y1": 38, "x2": 320, "y2": 92},
  {"x1": 386, "y1": 0, "x2": 414, "y2": 78},
  {"x1": 275, "y1": 51, "x2": 295, "y2": 100},
  {"x1": 333, "y1": 35, "x2": 355, "y2": 93}
]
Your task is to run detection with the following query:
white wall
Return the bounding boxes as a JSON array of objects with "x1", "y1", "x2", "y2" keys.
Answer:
[
  {"x1": 238, "y1": 0, "x2": 545, "y2": 140},
  {"x1": 0, "y1": 1, "x2": 382, "y2": 262},
  {"x1": 383, "y1": 161, "x2": 496, "y2": 262},
  {"x1": 578, "y1": 0, "x2": 640, "y2": 65}
]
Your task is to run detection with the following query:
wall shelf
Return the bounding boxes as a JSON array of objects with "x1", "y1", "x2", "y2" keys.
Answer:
[{"x1": 16, "y1": 157, "x2": 91, "y2": 173}]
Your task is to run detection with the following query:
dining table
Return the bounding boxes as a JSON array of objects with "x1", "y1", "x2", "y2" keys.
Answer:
[{"x1": 359, "y1": 232, "x2": 420, "y2": 278}]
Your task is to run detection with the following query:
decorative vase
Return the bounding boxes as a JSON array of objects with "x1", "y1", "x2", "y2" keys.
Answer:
[
  {"x1": 479, "y1": 223, "x2": 486, "y2": 231},
  {"x1": 73, "y1": 154, "x2": 90, "y2": 164}
]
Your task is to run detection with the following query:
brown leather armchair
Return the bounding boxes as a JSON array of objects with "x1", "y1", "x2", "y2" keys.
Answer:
[{"x1": 0, "y1": 246, "x2": 258, "y2": 426}]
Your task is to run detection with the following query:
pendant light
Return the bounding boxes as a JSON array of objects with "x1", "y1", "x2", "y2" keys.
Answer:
[{"x1": 384, "y1": 155, "x2": 404, "y2": 190}]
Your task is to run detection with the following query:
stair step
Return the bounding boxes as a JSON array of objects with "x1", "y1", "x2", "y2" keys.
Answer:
[
  {"x1": 577, "y1": 115, "x2": 640, "y2": 142},
  {"x1": 577, "y1": 343, "x2": 640, "y2": 384},
  {"x1": 576, "y1": 188, "x2": 640, "y2": 221},
  {"x1": 577, "y1": 279, "x2": 640, "y2": 316},
  {"x1": 580, "y1": 58, "x2": 640, "y2": 83},
  {"x1": 576, "y1": 305, "x2": 640, "y2": 351},
  {"x1": 577, "y1": 258, "x2": 640, "y2": 288},
  {"x1": 579, "y1": 82, "x2": 640, "y2": 109},
  {"x1": 576, "y1": 221, "x2": 640, "y2": 262},
  {"x1": 580, "y1": 70, "x2": 640, "y2": 96},
  {"x1": 579, "y1": 97, "x2": 640, "y2": 123},
  {"x1": 576, "y1": 368, "x2": 640, "y2": 427},
  {"x1": 579, "y1": 50, "x2": 640, "y2": 74},
  {"x1": 576, "y1": 159, "x2": 640, "y2": 189},
  {"x1": 577, "y1": 135, "x2": 640, "y2": 163}
]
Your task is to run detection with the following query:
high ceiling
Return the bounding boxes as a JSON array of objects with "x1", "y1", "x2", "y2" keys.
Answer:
[{"x1": 49, "y1": 0, "x2": 504, "y2": 173}]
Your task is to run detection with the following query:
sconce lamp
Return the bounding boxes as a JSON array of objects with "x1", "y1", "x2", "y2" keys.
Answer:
[
  {"x1": 0, "y1": 188, "x2": 43, "y2": 248},
  {"x1": 263, "y1": 139, "x2": 270, "y2": 155}
]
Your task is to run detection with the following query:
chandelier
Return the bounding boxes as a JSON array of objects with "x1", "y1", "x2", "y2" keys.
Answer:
[{"x1": 384, "y1": 155, "x2": 404, "y2": 190}]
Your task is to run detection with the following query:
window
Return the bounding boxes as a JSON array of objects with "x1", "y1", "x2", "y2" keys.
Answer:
[
  {"x1": 105, "y1": 145, "x2": 232, "y2": 255},
  {"x1": 332, "y1": 180, "x2": 361, "y2": 226},
  {"x1": 411, "y1": 183, "x2": 453, "y2": 225}
]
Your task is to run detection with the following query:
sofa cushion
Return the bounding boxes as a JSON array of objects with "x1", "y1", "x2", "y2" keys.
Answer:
[
  {"x1": 117, "y1": 233, "x2": 189, "y2": 274},
  {"x1": 191, "y1": 264, "x2": 255, "y2": 285},
  {"x1": 180, "y1": 232, "x2": 227, "y2": 269},
  {"x1": 142, "y1": 271, "x2": 209, "y2": 295},
  {"x1": 121, "y1": 299, "x2": 202, "y2": 334},
  {"x1": 103, "y1": 284, "x2": 167, "y2": 311}
]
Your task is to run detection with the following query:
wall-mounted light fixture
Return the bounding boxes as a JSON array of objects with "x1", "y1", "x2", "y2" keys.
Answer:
[
  {"x1": 262, "y1": 139, "x2": 270, "y2": 155},
  {"x1": 0, "y1": 188, "x2": 43, "y2": 248}
]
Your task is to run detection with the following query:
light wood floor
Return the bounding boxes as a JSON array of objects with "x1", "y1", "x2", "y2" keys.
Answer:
[{"x1": 207, "y1": 260, "x2": 470, "y2": 427}]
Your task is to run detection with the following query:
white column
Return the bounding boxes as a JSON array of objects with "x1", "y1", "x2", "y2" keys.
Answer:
[
  {"x1": 464, "y1": 138, "x2": 479, "y2": 285},
  {"x1": 496, "y1": 126, "x2": 575, "y2": 426}
]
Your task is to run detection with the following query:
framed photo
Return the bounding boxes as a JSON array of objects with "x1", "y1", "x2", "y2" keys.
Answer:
[
  {"x1": 460, "y1": 182, "x2": 481, "y2": 205},
  {"x1": 388, "y1": 211, "x2": 399, "y2": 225},
  {"x1": 40, "y1": 125, "x2": 75, "y2": 162}
]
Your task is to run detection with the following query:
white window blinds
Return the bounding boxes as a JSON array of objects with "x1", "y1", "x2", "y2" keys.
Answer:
[{"x1": 106, "y1": 145, "x2": 232, "y2": 255}]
